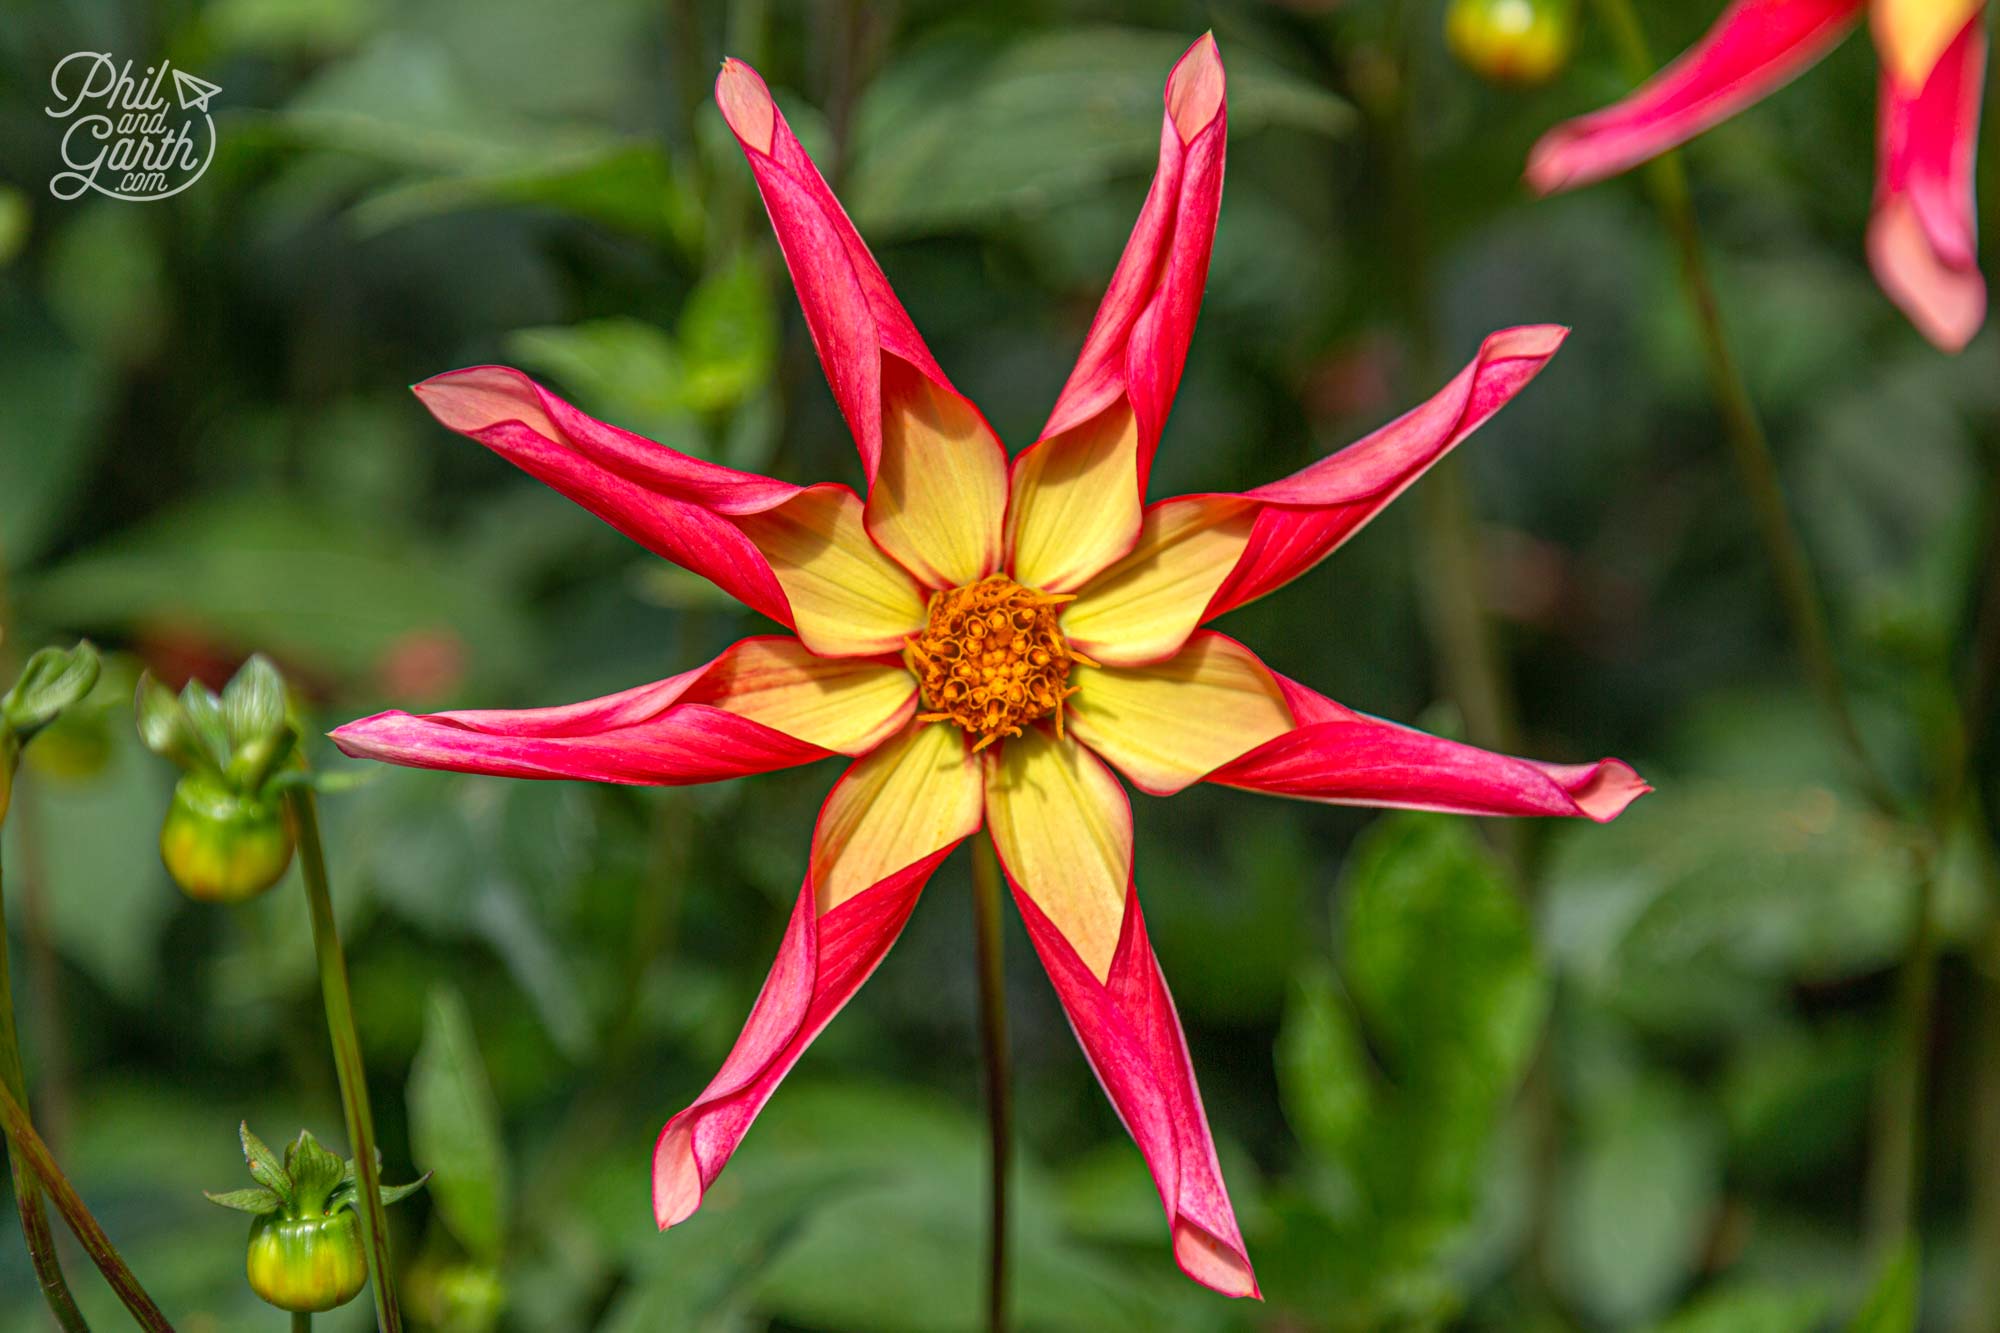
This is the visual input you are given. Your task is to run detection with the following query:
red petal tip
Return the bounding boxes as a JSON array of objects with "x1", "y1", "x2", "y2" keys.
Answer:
[
  {"x1": 1571, "y1": 759, "x2": 1652, "y2": 823},
  {"x1": 1166, "y1": 32, "x2": 1226, "y2": 143},
  {"x1": 715, "y1": 57, "x2": 776, "y2": 154},
  {"x1": 1175, "y1": 1221, "x2": 1261, "y2": 1298}
]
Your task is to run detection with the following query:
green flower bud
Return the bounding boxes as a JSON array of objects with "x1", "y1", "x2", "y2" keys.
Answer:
[
  {"x1": 247, "y1": 1210, "x2": 367, "y2": 1313},
  {"x1": 1446, "y1": 0, "x2": 1577, "y2": 87},
  {"x1": 160, "y1": 772, "x2": 294, "y2": 903},
  {"x1": 208, "y1": 1124, "x2": 428, "y2": 1316}
]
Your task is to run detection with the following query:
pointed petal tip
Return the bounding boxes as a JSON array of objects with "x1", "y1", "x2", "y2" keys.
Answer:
[
  {"x1": 1174, "y1": 1218, "x2": 1260, "y2": 1299},
  {"x1": 1573, "y1": 758, "x2": 1652, "y2": 823},
  {"x1": 715, "y1": 57, "x2": 776, "y2": 154},
  {"x1": 1166, "y1": 32, "x2": 1226, "y2": 143},
  {"x1": 326, "y1": 712, "x2": 402, "y2": 761},
  {"x1": 651, "y1": 1122, "x2": 702, "y2": 1230},
  {"x1": 1869, "y1": 201, "x2": 1987, "y2": 353}
]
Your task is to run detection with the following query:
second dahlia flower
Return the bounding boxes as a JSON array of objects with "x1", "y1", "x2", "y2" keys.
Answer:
[
  {"x1": 334, "y1": 36, "x2": 1648, "y2": 1297},
  {"x1": 1528, "y1": 0, "x2": 1989, "y2": 352}
]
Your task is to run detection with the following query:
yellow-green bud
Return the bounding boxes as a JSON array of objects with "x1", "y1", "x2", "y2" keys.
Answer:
[
  {"x1": 160, "y1": 772, "x2": 294, "y2": 903},
  {"x1": 246, "y1": 1210, "x2": 367, "y2": 1313},
  {"x1": 1445, "y1": 0, "x2": 1577, "y2": 87}
]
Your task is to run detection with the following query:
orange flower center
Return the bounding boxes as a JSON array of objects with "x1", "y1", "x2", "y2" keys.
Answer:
[{"x1": 906, "y1": 574, "x2": 1095, "y2": 751}]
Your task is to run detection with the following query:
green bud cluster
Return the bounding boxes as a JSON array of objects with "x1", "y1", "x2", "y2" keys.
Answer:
[
  {"x1": 135, "y1": 656, "x2": 300, "y2": 902},
  {"x1": 206, "y1": 1123, "x2": 427, "y2": 1313},
  {"x1": 0, "y1": 641, "x2": 103, "y2": 825}
]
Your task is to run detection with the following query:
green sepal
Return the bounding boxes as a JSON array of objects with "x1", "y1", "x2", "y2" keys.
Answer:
[
  {"x1": 239, "y1": 1122, "x2": 293, "y2": 1205},
  {"x1": 3, "y1": 642, "x2": 102, "y2": 742},
  {"x1": 204, "y1": 1186, "x2": 285, "y2": 1215},
  {"x1": 266, "y1": 766, "x2": 378, "y2": 796},
  {"x1": 329, "y1": 1170, "x2": 431, "y2": 1215},
  {"x1": 285, "y1": 1130, "x2": 348, "y2": 1214},
  {"x1": 177, "y1": 681, "x2": 234, "y2": 774},
  {"x1": 135, "y1": 674, "x2": 208, "y2": 773},
  {"x1": 220, "y1": 655, "x2": 287, "y2": 750}
]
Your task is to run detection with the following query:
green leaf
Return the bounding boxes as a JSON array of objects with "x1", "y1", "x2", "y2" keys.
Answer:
[
  {"x1": 3, "y1": 642, "x2": 101, "y2": 740},
  {"x1": 1274, "y1": 961, "x2": 1372, "y2": 1161},
  {"x1": 1847, "y1": 1241, "x2": 1918, "y2": 1333},
  {"x1": 0, "y1": 297, "x2": 108, "y2": 568},
  {"x1": 408, "y1": 986, "x2": 510, "y2": 1263},
  {"x1": 676, "y1": 256, "x2": 778, "y2": 414},
  {"x1": 240, "y1": 1123, "x2": 292, "y2": 1205},
  {"x1": 1341, "y1": 815, "x2": 1546, "y2": 1103},
  {"x1": 848, "y1": 27, "x2": 1351, "y2": 235},
  {"x1": 1649, "y1": 1282, "x2": 1831, "y2": 1333},
  {"x1": 1551, "y1": 1077, "x2": 1722, "y2": 1325},
  {"x1": 203, "y1": 1186, "x2": 284, "y2": 1215}
]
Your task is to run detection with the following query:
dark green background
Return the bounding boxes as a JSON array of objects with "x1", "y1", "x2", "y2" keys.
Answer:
[{"x1": 2, "y1": 0, "x2": 1997, "y2": 1329}]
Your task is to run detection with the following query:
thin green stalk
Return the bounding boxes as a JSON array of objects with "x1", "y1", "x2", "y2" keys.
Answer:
[
  {"x1": 1587, "y1": 0, "x2": 1897, "y2": 817},
  {"x1": 0, "y1": 837, "x2": 90, "y2": 1331},
  {"x1": 285, "y1": 788, "x2": 400, "y2": 1333},
  {"x1": 292, "y1": 1312, "x2": 310, "y2": 1333},
  {"x1": 971, "y1": 833, "x2": 1011, "y2": 1333},
  {"x1": 0, "y1": 1079, "x2": 171, "y2": 1330}
]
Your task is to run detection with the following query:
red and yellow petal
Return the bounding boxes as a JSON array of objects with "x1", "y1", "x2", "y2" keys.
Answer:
[
  {"x1": 1068, "y1": 632, "x2": 1294, "y2": 796},
  {"x1": 1873, "y1": 0, "x2": 1984, "y2": 91},
  {"x1": 329, "y1": 636, "x2": 913, "y2": 785},
  {"x1": 1060, "y1": 496, "x2": 1258, "y2": 666},
  {"x1": 1064, "y1": 328, "x2": 1564, "y2": 667},
  {"x1": 1527, "y1": 0, "x2": 1865, "y2": 193},
  {"x1": 984, "y1": 727, "x2": 1132, "y2": 981},
  {"x1": 869, "y1": 356, "x2": 1009, "y2": 589},
  {"x1": 1209, "y1": 673, "x2": 1650, "y2": 822},
  {"x1": 811, "y1": 719, "x2": 985, "y2": 914},
  {"x1": 716, "y1": 60, "x2": 1009, "y2": 589},
  {"x1": 1007, "y1": 404, "x2": 1145, "y2": 594},
  {"x1": 1005, "y1": 867, "x2": 1259, "y2": 1298},
  {"x1": 1868, "y1": 13, "x2": 1987, "y2": 351},
  {"x1": 736, "y1": 484, "x2": 929, "y2": 656},
  {"x1": 1008, "y1": 31, "x2": 1230, "y2": 595},
  {"x1": 653, "y1": 715, "x2": 986, "y2": 1231}
]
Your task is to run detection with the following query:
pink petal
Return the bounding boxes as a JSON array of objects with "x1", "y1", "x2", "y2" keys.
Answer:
[
  {"x1": 330, "y1": 637, "x2": 914, "y2": 785},
  {"x1": 652, "y1": 850, "x2": 948, "y2": 1228},
  {"x1": 413, "y1": 365, "x2": 800, "y2": 626},
  {"x1": 1211, "y1": 674, "x2": 1650, "y2": 823},
  {"x1": 1209, "y1": 324, "x2": 1566, "y2": 623},
  {"x1": 1869, "y1": 16, "x2": 1987, "y2": 351},
  {"x1": 1526, "y1": 0, "x2": 1865, "y2": 194},
  {"x1": 1038, "y1": 33, "x2": 1228, "y2": 496},
  {"x1": 714, "y1": 59, "x2": 1006, "y2": 502},
  {"x1": 1005, "y1": 870, "x2": 1259, "y2": 1298}
]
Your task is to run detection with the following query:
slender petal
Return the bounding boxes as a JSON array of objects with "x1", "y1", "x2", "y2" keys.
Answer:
[
  {"x1": 1526, "y1": 0, "x2": 1866, "y2": 194},
  {"x1": 984, "y1": 727, "x2": 1132, "y2": 981},
  {"x1": 1068, "y1": 632, "x2": 1294, "y2": 796},
  {"x1": 1064, "y1": 327, "x2": 1566, "y2": 665},
  {"x1": 1872, "y1": 0, "x2": 1984, "y2": 92},
  {"x1": 330, "y1": 637, "x2": 915, "y2": 785},
  {"x1": 652, "y1": 852, "x2": 949, "y2": 1229},
  {"x1": 413, "y1": 367, "x2": 928, "y2": 655},
  {"x1": 1008, "y1": 876, "x2": 1258, "y2": 1298},
  {"x1": 1009, "y1": 35, "x2": 1229, "y2": 592},
  {"x1": 652, "y1": 720, "x2": 983, "y2": 1229},
  {"x1": 715, "y1": 59, "x2": 1008, "y2": 588},
  {"x1": 1868, "y1": 13, "x2": 1987, "y2": 351},
  {"x1": 1207, "y1": 674, "x2": 1650, "y2": 822}
]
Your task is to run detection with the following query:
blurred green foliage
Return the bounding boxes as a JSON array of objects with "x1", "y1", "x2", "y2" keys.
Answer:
[{"x1": 1, "y1": 0, "x2": 1997, "y2": 1330}]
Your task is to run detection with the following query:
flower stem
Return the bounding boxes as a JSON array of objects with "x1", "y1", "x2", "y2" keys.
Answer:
[
  {"x1": 1586, "y1": 0, "x2": 1897, "y2": 817},
  {"x1": 0, "y1": 1078, "x2": 170, "y2": 1330},
  {"x1": 285, "y1": 788, "x2": 400, "y2": 1333},
  {"x1": 292, "y1": 1312, "x2": 311, "y2": 1333},
  {"x1": 0, "y1": 824, "x2": 91, "y2": 1331},
  {"x1": 970, "y1": 833, "x2": 1011, "y2": 1333}
]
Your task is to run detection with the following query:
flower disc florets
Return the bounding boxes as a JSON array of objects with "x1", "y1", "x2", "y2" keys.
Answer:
[{"x1": 905, "y1": 574, "x2": 1094, "y2": 751}]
